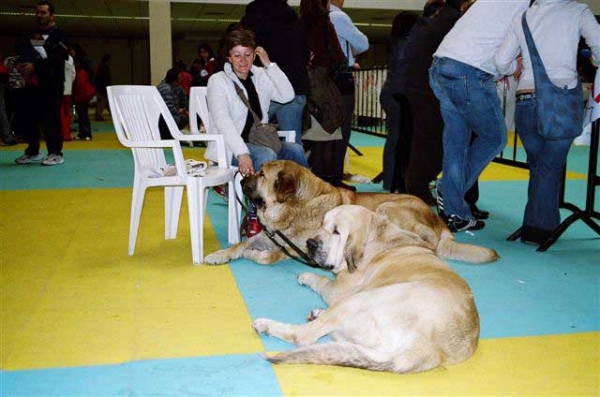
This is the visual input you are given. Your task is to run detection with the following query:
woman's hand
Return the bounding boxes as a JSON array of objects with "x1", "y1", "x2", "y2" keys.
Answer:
[
  {"x1": 237, "y1": 154, "x2": 254, "y2": 176},
  {"x1": 255, "y1": 46, "x2": 271, "y2": 68}
]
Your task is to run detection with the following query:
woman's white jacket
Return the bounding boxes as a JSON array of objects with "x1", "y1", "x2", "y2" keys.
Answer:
[{"x1": 205, "y1": 62, "x2": 294, "y2": 162}]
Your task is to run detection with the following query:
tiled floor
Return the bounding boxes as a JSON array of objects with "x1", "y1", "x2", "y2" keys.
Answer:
[{"x1": 1, "y1": 125, "x2": 598, "y2": 396}]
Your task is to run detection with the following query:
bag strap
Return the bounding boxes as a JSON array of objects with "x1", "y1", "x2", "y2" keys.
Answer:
[
  {"x1": 521, "y1": 11, "x2": 551, "y2": 87},
  {"x1": 233, "y1": 81, "x2": 262, "y2": 126},
  {"x1": 324, "y1": 16, "x2": 349, "y2": 70}
]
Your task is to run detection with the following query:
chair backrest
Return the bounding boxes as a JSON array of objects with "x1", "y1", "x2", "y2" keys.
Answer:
[
  {"x1": 107, "y1": 85, "x2": 186, "y2": 176},
  {"x1": 189, "y1": 86, "x2": 210, "y2": 134}
]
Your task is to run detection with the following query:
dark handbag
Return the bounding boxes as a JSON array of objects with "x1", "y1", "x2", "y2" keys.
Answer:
[
  {"x1": 330, "y1": 67, "x2": 355, "y2": 96},
  {"x1": 521, "y1": 12, "x2": 583, "y2": 141},
  {"x1": 233, "y1": 81, "x2": 282, "y2": 154},
  {"x1": 304, "y1": 67, "x2": 344, "y2": 134}
]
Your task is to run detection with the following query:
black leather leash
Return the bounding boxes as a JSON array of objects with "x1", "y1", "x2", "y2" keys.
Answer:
[{"x1": 233, "y1": 172, "x2": 321, "y2": 268}]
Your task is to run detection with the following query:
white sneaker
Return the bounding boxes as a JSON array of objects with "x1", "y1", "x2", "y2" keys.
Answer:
[
  {"x1": 15, "y1": 152, "x2": 44, "y2": 164},
  {"x1": 41, "y1": 153, "x2": 64, "y2": 166}
]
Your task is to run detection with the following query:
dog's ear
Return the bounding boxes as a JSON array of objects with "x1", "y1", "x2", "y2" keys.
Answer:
[
  {"x1": 274, "y1": 170, "x2": 297, "y2": 203},
  {"x1": 344, "y1": 233, "x2": 363, "y2": 273},
  {"x1": 329, "y1": 219, "x2": 363, "y2": 273}
]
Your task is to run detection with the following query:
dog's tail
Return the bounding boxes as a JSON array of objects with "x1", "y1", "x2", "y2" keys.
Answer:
[
  {"x1": 264, "y1": 341, "x2": 439, "y2": 373},
  {"x1": 437, "y1": 230, "x2": 499, "y2": 264}
]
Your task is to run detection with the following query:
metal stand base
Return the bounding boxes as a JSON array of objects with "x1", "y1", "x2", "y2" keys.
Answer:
[{"x1": 507, "y1": 120, "x2": 600, "y2": 252}]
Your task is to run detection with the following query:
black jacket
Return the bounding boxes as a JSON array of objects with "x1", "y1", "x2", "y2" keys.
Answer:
[
  {"x1": 18, "y1": 25, "x2": 68, "y2": 92},
  {"x1": 241, "y1": 0, "x2": 310, "y2": 96},
  {"x1": 404, "y1": 7, "x2": 462, "y2": 93}
]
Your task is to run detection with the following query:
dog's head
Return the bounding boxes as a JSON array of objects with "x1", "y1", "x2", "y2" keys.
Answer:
[
  {"x1": 240, "y1": 160, "x2": 329, "y2": 209},
  {"x1": 306, "y1": 205, "x2": 384, "y2": 274}
]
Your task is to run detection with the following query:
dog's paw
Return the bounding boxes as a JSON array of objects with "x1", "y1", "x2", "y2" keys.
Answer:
[
  {"x1": 306, "y1": 308, "x2": 324, "y2": 322},
  {"x1": 204, "y1": 250, "x2": 230, "y2": 265},
  {"x1": 298, "y1": 272, "x2": 318, "y2": 286},
  {"x1": 252, "y1": 318, "x2": 275, "y2": 335}
]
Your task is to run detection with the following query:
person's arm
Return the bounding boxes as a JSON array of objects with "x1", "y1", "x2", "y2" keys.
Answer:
[
  {"x1": 580, "y1": 6, "x2": 600, "y2": 67},
  {"x1": 327, "y1": 21, "x2": 347, "y2": 65},
  {"x1": 254, "y1": 46, "x2": 294, "y2": 105},
  {"x1": 329, "y1": 10, "x2": 369, "y2": 56},
  {"x1": 494, "y1": 16, "x2": 522, "y2": 77}
]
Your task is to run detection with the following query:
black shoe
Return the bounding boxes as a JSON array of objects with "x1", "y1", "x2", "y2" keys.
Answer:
[
  {"x1": 470, "y1": 205, "x2": 489, "y2": 220},
  {"x1": 520, "y1": 225, "x2": 552, "y2": 245},
  {"x1": 446, "y1": 214, "x2": 485, "y2": 232},
  {"x1": 331, "y1": 180, "x2": 357, "y2": 192}
]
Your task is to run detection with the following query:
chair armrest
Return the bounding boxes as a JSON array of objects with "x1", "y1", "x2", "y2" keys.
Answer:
[
  {"x1": 278, "y1": 130, "x2": 296, "y2": 143},
  {"x1": 122, "y1": 140, "x2": 180, "y2": 149}
]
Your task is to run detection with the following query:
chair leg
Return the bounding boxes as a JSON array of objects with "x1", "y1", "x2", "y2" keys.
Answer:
[
  {"x1": 128, "y1": 178, "x2": 147, "y2": 255},
  {"x1": 234, "y1": 172, "x2": 244, "y2": 236},
  {"x1": 228, "y1": 179, "x2": 241, "y2": 244},
  {"x1": 186, "y1": 181, "x2": 203, "y2": 265},
  {"x1": 164, "y1": 186, "x2": 184, "y2": 240}
]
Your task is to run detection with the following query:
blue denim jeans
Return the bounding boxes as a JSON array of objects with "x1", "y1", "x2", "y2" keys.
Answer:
[
  {"x1": 231, "y1": 142, "x2": 308, "y2": 171},
  {"x1": 429, "y1": 57, "x2": 507, "y2": 219},
  {"x1": 269, "y1": 95, "x2": 306, "y2": 145},
  {"x1": 515, "y1": 98, "x2": 574, "y2": 232}
]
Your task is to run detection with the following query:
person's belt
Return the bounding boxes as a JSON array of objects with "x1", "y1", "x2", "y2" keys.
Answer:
[{"x1": 516, "y1": 92, "x2": 535, "y2": 102}]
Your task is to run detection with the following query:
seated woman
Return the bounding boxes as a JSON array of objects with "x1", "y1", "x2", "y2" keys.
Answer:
[{"x1": 205, "y1": 28, "x2": 308, "y2": 236}]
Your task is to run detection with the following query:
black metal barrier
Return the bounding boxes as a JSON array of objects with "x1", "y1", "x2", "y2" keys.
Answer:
[{"x1": 351, "y1": 67, "x2": 528, "y2": 168}]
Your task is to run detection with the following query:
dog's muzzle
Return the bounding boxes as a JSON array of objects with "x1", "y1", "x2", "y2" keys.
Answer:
[
  {"x1": 241, "y1": 175, "x2": 265, "y2": 208},
  {"x1": 306, "y1": 238, "x2": 332, "y2": 270}
]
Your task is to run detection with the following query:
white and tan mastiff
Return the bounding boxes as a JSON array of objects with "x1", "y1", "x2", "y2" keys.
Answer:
[{"x1": 252, "y1": 204, "x2": 481, "y2": 374}]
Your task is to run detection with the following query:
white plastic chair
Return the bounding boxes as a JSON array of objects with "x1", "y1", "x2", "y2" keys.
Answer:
[
  {"x1": 189, "y1": 86, "x2": 296, "y2": 229},
  {"x1": 107, "y1": 85, "x2": 238, "y2": 265}
]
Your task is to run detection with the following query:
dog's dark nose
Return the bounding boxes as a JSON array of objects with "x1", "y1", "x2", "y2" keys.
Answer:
[{"x1": 306, "y1": 238, "x2": 319, "y2": 254}]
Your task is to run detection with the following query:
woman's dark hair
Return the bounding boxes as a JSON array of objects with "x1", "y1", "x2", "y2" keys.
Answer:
[
  {"x1": 299, "y1": 0, "x2": 329, "y2": 23},
  {"x1": 423, "y1": 0, "x2": 444, "y2": 18},
  {"x1": 197, "y1": 43, "x2": 215, "y2": 59},
  {"x1": 222, "y1": 29, "x2": 257, "y2": 55},
  {"x1": 391, "y1": 12, "x2": 419, "y2": 38},
  {"x1": 71, "y1": 42, "x2": 87, "y2": 63},
  {"x1": 165, "y1": 68, "x2": 180, "y2": 84}
]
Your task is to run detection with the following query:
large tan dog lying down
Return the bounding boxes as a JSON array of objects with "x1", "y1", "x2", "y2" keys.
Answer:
[
  {"x1": 253, "y1": 204, "x2": 480, "y2": 373},
  {"x1": 204, "y1": 160, "x2": 498, "y2": 265}
]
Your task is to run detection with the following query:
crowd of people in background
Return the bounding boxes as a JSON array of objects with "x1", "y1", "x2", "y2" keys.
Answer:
[
  {"x1": 2, "y1": 0, "x2": 599, "y2": 247},
  {"x1": 1, "y1": 1, "x2": 113, "y2": 162}
]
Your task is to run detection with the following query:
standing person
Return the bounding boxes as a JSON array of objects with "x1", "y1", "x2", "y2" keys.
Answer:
[
  {"x1": 299, "y1": 0, "x2": 347, "y2": 186},
  {"x1": 328, "y1": 0, "x2": 369, "y2": 191},
  {"x1": 14, "y1": 0, "x2": 68, "y2": 166},
  {"x1": 94, "y1": 53, "x2": 111, "y2": 121},
  {"x1": 60, "y1": 49, "x2": 75, "y2": 141},
  {"x1": 206, "y1": 29, "x2": 308, "y2": 237},
  {"x1": 495, "y1": 0, "x2": 600, "y2": 245},
  {"x1": 404, "y1": 0, "x2": 488, "y2": 216},
  {"x1": 379, "y1": 12, "x2": 419, "y2": 192},
  {"x1": 428, "y1": 0, "x2": 529, "y2": 231},
  {"x1": 4, "y1": 52, "x2": 28, "y2": 144},
  {"x1": 0, "y1": 55, "x2": 17, "y2": 146},
  {"x1": 72, "y1": 43, "x2": 95, "y2": 141},
  {"x1": 241, "y1": 0, "x2": 311, "y2": 145},
  {"x1": 403, "y1": 0, "x2": 466, "y2": 204}
]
